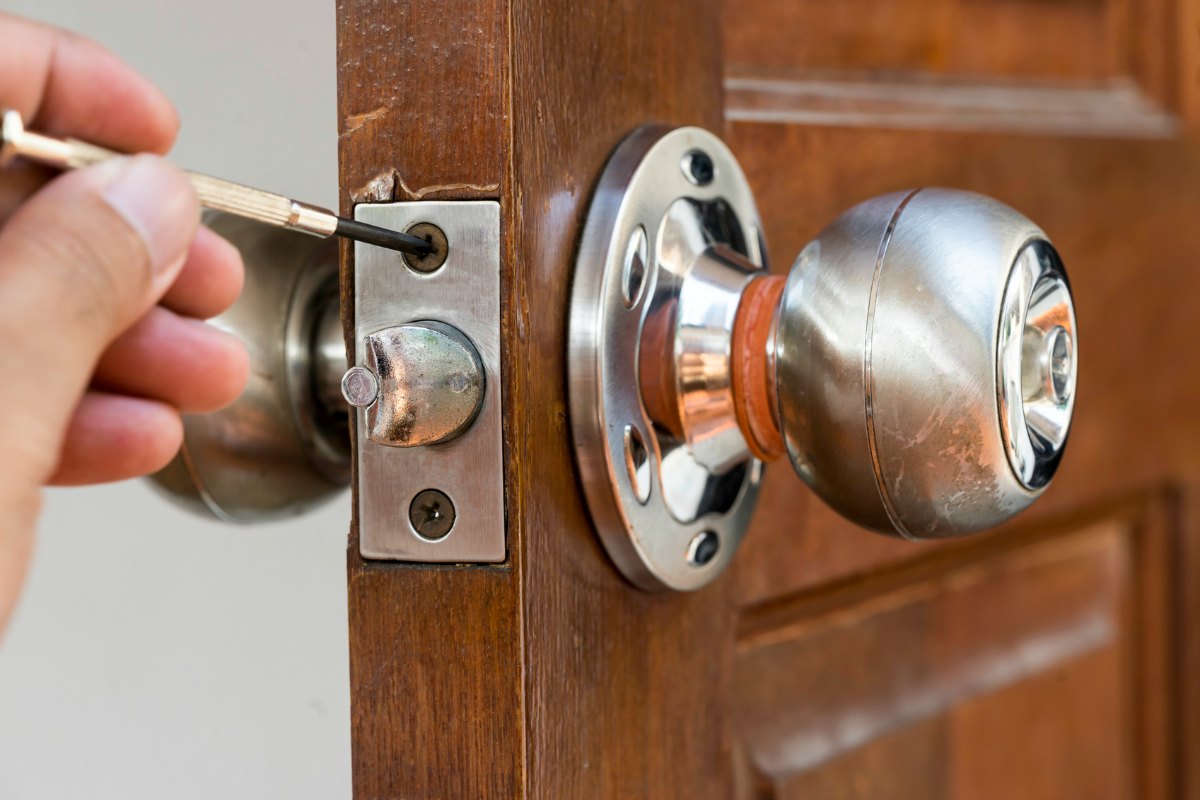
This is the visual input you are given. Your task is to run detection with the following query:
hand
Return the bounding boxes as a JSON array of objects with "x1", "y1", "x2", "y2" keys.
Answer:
[{"x1": 0, "y1": 13, "x2": 248, "y2": 628}]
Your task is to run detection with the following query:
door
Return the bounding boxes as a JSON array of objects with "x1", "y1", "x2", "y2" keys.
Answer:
[{"x1": 337, "y1": 1, "x2": 1200, "y2": 797}]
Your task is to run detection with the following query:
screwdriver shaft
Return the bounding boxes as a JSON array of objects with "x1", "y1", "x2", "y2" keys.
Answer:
[{"x1": 0, "y1": 109, "x2": 431, "y2": 256}]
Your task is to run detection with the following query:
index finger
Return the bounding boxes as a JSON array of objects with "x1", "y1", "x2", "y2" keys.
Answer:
[{"x1": 0, "y1": 12, "x2": 179, "y2": 155}]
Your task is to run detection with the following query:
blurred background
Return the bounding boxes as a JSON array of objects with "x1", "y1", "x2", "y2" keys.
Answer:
[{"x1": 0, "y1": 2, "x2": 351, "y2": 798}]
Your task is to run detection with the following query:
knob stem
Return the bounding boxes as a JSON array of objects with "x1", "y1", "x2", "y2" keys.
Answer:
[{"x1": 731, "y1": 274, "x2": 787, "y2": 461}]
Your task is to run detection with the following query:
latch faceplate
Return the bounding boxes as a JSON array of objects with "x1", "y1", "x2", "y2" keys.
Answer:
[{"x1": 353, "y1": 201, "x2": 505, "y2": 562}]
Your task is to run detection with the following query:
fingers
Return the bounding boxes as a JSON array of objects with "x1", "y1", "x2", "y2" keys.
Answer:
[
  {"x1": 47, "y1": 392, "x2": 183, "y2": 486},
  {"x1": 161, "y1": 225, "x2": 244, "y2": 319},
  {"x1": 93, "y1": 306, "x2": 248, "y2": 414},
  {"x1": 0, "y1": 12, "x2": 178, "y2": 154},
  {"x1": 0, "y1": 155, "x2": 197, "y2": 482}
]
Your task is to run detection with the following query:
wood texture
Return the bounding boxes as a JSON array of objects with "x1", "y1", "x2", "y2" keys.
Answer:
[
  {"x1": 723, "y1": 0, "x2": 1175, "y2": 90},
  {"x1": 507, "y1": 4, "x2": 733, "y2": 796},
  {"x1": 338, "y1": 0, "x2": 1200, "y2": 797},
  {"x1": 337, "y1": 0, "x2": 506, "y2": 205},
  {"x1": 338, "y1": 2, "x2": 520, "y2": 798}
]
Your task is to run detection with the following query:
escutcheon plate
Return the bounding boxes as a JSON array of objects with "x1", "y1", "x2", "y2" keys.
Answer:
[{"x1": 569, "y1": 127, "x2": 768, "y2": 591}]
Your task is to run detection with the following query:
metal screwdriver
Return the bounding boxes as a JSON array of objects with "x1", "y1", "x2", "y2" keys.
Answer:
[{"x1": 0, "y1": 109, "x2": 433, "y2": 257}]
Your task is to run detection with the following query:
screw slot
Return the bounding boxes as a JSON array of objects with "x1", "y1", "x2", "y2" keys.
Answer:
[
  {"x1": 409, "y1": 488, "x2": 456, "y2": 540},
  {"x1": 687, "y1": 530, "x2": 720, "y2": 567},
  {"x1": 681, "y1": 150, "x2": 715, "y2": 186},
  {"x1": 402, "y1": 222, "x2": 449, "y2": 273}
]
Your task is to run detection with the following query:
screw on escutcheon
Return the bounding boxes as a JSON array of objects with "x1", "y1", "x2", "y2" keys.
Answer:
[
  {"x1": 402, "y1": 222, "x2": 450, "y2": 273},
  {"x1": 409, "y1": 489, "x2": 456, "y2": 540},
  {"x1": 682, "y1": 150, "x2": 715, "y2": 186},
  {"x1": 687, "y1": 530, "x2": 720, "y2": 566}
]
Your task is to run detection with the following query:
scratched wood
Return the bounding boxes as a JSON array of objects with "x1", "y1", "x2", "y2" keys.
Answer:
[{"x1": 338, "y1": 0, "x2": 1200, "y2": 797}]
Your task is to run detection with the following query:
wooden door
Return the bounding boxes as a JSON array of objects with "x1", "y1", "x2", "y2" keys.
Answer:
[{"x1": 337, "y1": 1, "x2": 1200, "y2": 797}]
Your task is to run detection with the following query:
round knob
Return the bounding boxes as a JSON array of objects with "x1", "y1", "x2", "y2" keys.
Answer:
[
  {"x1": 149, "y1": 213, "x2": 351, "y2": 523},
  {"x1": 570, "y1": 126, "x2": 1080, "y2": 591},
  {"x1": 743, "y1": 189, "x2": 1078, "y2": 537}
]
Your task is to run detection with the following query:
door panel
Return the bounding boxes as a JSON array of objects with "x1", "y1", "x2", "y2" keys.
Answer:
[
  {"x1": 736, "y1": 520, "x2": 1138, "y2": 797},
  {"x1": 337, "y1": 1, "x2": 1199, "y2": 796}
]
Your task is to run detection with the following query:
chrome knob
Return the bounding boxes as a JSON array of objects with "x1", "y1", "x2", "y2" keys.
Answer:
[
  {"x1": 569, "y1": 126, "x2": 1079, "y2": 590},
  {"x1": 763, "y1": 189, "x2": 1077, "y2": 537}
]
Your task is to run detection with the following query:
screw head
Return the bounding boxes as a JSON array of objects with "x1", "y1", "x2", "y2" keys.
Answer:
[
  {"x1": 682, "y1": 150, "x2": 715, "y2": 186},
  {"x1": 341, "y1": 366, "x2": 379, "y2": 408},
  {"x1": 687, "y1": 530, "x2": 720, "y2": 566},
  {"x1": 409, "y1": 489, "x2": 456, "y2": 540},
  {"x1": 402, "y1": 222, "x2": 449, "y2": 273}
]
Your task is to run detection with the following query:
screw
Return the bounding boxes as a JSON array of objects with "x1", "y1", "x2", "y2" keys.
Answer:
[
  {"x1": 341, "y1": 366, "x2": 379, "y2": 408},
  {"x1": 687, "y1": 530, "x2": 720, "y2": 566},
  {"x1": 402, "y1": 222, "x2": 449, "y2": 273},
  {"x1": 682, "y1": 150, "x2": 715, "y2": 186},
  {"x1": 409, "y1": 489, "x2": 456, "y2": 540}
]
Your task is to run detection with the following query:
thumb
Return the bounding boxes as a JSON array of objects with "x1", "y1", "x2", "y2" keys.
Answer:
[{"x1": 0, "y1": 154, "x2": 198, "y2": 481}]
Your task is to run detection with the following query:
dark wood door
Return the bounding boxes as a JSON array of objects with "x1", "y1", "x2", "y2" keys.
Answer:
[{"x1": 337, "y1": 1, "x2": 1200, "y2": 797}]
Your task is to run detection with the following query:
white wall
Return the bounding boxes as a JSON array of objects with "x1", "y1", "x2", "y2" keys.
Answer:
[{"x1": 0, "y1": 2, "x2": 351, "y2": 798}]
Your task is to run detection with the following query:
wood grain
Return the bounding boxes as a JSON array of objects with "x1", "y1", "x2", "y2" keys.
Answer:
[
  {"x1": 337, "y1": 0, "x2": 506, "y2": 205},
  {"x1": 736, "y1": 522, "x2": 1132, "y2": 791},
  {"x1": 338, "y1": 1, "x2": 520, "y2": 798},
  {"x1": 507, "y1": 2, "x2": 733, "y2": 796}
]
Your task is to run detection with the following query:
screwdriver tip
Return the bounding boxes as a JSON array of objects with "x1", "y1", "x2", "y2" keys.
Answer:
[{"x1": 334, "y1": 217, "x2": 436, "y2": 257}]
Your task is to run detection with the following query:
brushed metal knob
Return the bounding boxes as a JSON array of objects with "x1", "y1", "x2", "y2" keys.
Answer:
[
  {"x1": 746, "y1": 189, "x2": 1078, "y2": 537},
  {"x1": 569, "y1": 127, "x2": 1079, "y2": 590},
  {"x1": 149, "y1": 213, "x2": 351, "y2": 523}
]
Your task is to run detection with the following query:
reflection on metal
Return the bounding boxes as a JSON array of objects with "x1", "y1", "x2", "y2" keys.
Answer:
[
  {"x1": 571, "y1": 127, "x2": 767, "y2": 592},
  {"x1": 149, "y1": 213, "x2": 350, "y2": 523},
  {"x1": 999, "y1": 241, "x2": 1077, "y2": 490},
  {"x1": 356, "y1": 321, "x2": 485, "y2": 448},
  {"x1": 353, "y1": 201, "x2": 504, "y2": 563}
]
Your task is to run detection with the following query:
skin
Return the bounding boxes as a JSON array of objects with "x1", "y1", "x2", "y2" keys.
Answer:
[{"x1": 0, "y1": 13, "x2": 248, "y2": 631}]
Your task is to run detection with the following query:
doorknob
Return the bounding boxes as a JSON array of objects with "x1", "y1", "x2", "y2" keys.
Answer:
[
  {"x1": 149, "y1": 214, "x2": 351, "y2": 522},
  {"x1": 570, "y1": 127, "x2": 1078, "y2": 590}
]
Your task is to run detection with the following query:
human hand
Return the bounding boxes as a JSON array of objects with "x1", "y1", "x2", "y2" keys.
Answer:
[{"x1": 0, "y1": 13, "x2": 248, "y2": 628}]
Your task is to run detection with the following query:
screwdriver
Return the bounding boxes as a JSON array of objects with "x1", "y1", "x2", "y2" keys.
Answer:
[{"x1": 0, "y1": 109, "x2": 433, "y2": 257}]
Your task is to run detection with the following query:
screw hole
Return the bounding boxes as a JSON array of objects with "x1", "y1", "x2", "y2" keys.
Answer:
[{"x1": 402, "y1": 222, "x2": 449, "y2": 273}]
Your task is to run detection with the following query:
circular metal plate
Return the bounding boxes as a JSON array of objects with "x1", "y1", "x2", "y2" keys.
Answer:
[{"x1": 569, "y1": 127, "x2": 767, "y2": 591}]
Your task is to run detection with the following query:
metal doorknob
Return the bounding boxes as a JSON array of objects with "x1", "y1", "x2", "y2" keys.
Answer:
[
  {"x1": 738, "y1": 189, "x2": 1077, "y2": 537},
  {"x1": 150, "y1": 214, "x2": 487, "y2": 523},
  {"x1": 570, "y1": 127, "x2": 1079, "y2": 589},
  {"x1": 149, "y1": 214, "x2": 351, "y2": 522}
]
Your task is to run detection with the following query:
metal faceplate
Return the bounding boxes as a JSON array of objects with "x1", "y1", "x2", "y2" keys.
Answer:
[
  {"x1": 353, "y1": 202, "x2": 504, "y2": 562},
  {"x1": 570, "y1": 127, "x2": 767, "y2": 591}
]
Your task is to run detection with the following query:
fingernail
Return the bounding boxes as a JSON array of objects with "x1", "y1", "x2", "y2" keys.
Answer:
[{"x1": 98, "y1": 155, "x2": 198, "y2": 278}]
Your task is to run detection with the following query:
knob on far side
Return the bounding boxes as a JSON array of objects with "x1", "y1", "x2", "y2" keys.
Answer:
[
  {"x1": 149, "y1": 214, "x2": 351, "y2": 523},
  {"x1": 739, "y1": 188, "x2": 1078, "y2": 539}
]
